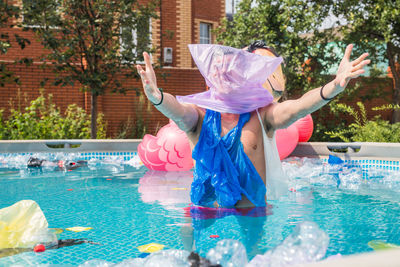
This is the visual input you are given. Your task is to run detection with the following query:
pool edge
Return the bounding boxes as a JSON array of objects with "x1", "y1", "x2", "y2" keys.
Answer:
[{"x1": 304, "y1": 248, "x2": 400, "y2": 267}]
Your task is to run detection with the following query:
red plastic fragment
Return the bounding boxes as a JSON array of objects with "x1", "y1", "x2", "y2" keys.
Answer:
[
  {"x1": 209, "y1": 235, "x2": 220, "y2": 238},
  {"x1": 34, "y1": 244, "x2": 46, "y2": 252}
]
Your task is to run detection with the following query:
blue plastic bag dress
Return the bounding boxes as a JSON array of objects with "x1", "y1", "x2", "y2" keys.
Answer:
[{"x1": 191, "y1": 110, "x2": 267, "y2": 207}]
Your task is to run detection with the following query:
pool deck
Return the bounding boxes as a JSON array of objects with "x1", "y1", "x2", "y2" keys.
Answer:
[
  {"x1": 1, "y1": 140, "x2": 400, "y2": 266},
  {"x1": 305, "y1": 248, "x2": 400, "y2": 267},
  {"x1": 292, "y1": 142, "x2": 400, "y2": 160},
  {"x1": 0, "y1": 139, "x2": 142, "y2": 153}
]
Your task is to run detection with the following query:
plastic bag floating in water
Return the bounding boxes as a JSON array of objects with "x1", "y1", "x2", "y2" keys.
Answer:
[{"x1": 0, "y1": 200, "x2": 57, "y2": 249}]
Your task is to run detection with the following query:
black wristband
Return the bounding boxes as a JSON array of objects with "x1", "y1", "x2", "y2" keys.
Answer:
[
  {"x1": 152, "y1": 88, "x2": 164, "y2": 106},
  {"x1": 320, "y1": 85, "x2": 334, "y2": 101}
]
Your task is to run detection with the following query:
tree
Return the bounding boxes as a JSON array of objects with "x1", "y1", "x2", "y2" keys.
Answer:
[
  {"x1": 0, "y1": 1, "x2": 30, "y2": 86},
  {"x1": 216, "y1": 0, "x2": 399, "y2": 141},
  {"x1": 329, "y1": 0, "x2": 400, "y2": 122},
  {"x1": 215, "y1": 0, "x2": 336, "y2": 98},
  {"x1": 21, "y1": 0, "x2": 159, "y2": 138}
]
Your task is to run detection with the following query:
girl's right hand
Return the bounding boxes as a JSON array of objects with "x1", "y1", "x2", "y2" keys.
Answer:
[{"x1": 136, "y1": 52, "x2": 162, "y2": 103}]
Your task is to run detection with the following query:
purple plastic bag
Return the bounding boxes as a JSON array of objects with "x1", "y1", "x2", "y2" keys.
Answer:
[{"x1": 177, "y1": 44, "x2": 283, "y2": 114}]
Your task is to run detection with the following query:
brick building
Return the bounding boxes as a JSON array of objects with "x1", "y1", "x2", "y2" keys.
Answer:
[
  {"x1": 0, "y1": 0, "x2": 395, "y2": 140},
  {"x1": 0, "y1": 0, "x2": 225, "y2": 138}
]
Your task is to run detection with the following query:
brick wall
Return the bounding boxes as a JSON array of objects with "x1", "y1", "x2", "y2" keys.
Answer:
[
  {"x1": 176, "y1": 0, "x2": 192, "y2": 68},
  {"x1": 193, "y1": 0, "x2": 224, "y2": 21},
  {"x1": 0, "y1": 62, "x2": 207, "y2": 137},
  {"x1": 311, "y1": 77, "x2": 394, "y2": 126}
]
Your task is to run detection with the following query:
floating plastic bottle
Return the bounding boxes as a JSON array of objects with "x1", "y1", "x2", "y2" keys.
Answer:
[
  {"x1": 247, "y1": 221, "x2": 329, "y2": 267},
  {"x1": 206, "y1": 239, "x2": 248, "y2": 267}
]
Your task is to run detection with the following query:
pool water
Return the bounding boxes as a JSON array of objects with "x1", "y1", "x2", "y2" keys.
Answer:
[{"x1": 0, "y1": 153, "x2": 400, "y2": 266}]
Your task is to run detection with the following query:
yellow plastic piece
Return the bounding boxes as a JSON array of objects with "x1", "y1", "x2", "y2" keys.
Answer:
[
  {"x1": 171, "y1": 188, "x2": 188, "y2": 190},
  {"x1": 0, "y1": 200, "x2": 56, "y2": 249},
  {"x1": 368, "y1": 240, "x2": 400, "y2": 251},
  {"x1": 137, "y1": 243, "x2": 165, "y2": 253},
  {"x1": 50, "y1": 228, "x2": 64, "y2": 235},
  {"x1": 65, "y1": 227, "x2": 93, "y2": 232}
]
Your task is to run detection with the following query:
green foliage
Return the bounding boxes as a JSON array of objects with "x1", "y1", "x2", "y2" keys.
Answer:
[
  {"x1": 372, "y1": 104, "x2": 400, "y2": 111},
  {"x1": 0, "y1": 109, "x2": 5, "y2": 139},
  {"x1": 21, "y1": 0, "x2": 158, "y2": 95},
  {"x1": 331, "y1": 0, "x2": 399, "y2": 64},
  {"x1": 217, "y1": 0, "x2": 400, "y2": 138},
  {"x1": 21, "y1": 0, "x2": 159, "y2": 137},
  {"x1": 215, "y1": 0, "x2": 335, "y2": 97},
  {"x1": 330, "y1": 0, "x2": 400, "y2": 122},
  {"x1": 1, "y1": 90, "x2": 107, "y2": 140},
  {"x1": 325, "y1": 102, "x2": 400, "y2": 142}
]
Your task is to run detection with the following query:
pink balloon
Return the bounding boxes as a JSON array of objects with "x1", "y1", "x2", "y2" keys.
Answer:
[
  {"x1": 276, "y1": 124, "x2": 299, "y2": 160},
  {"x1": 292, "y1": 114, "x2": 314, "y2": 142},
  {"x1": 138, "y1": 121, "x2": 194, "y2": 171}
]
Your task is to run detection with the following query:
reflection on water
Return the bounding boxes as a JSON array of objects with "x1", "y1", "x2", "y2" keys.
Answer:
[{"x1": 138, "y1": 170, "x2": 192, "y2": 206}]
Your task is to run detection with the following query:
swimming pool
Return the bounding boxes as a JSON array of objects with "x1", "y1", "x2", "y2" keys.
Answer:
[{"x1": 0, "y1": 141, "x2": 400, "y2": 266}]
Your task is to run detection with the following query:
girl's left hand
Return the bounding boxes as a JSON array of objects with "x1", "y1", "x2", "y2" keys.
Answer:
[{"x1": 334, "y1": 44, "x2": 371, "y2": 91}]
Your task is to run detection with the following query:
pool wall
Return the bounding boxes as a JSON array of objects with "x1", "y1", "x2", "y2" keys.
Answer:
[{"x1": 1, "y1": 140, "x2": 400, "y2": 159}]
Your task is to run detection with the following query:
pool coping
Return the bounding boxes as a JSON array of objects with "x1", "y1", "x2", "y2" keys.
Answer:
[
  {"x1": 0, "y1": 139, "x2": 142, "y2": 153},
  {"x1": 304, "y1": 248, "x2": 400, "y2": 267},
  {"x1": 1, "y1": 140, "x2": 400, "y2": 159},
  {"x1": 291, "y1": 142, "x2": 400, "y2": 160}
]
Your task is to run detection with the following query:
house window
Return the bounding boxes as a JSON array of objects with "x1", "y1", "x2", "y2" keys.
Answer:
[
  {"x1": 120, "y1": 17, "x2": 151, "y2": 63},
  {"x1": 199, "y1": 22, "x2": 212, "y2": 44}
]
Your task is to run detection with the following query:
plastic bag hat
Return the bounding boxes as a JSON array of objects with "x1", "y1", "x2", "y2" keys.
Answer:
[{"x1": 177, "y1": 44, "x2": 283, "y2": 114}]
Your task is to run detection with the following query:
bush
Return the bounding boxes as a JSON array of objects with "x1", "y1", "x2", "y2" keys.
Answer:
[
  {"x1": 325, "y1": 102, "x2": 400, "y2": 142},
  {"x1": 1, "y1": 90, "x2": 107, "y2": 139}
]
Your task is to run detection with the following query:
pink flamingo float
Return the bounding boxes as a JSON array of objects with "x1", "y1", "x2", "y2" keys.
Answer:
[{"x1": 138, "y1": 120, "x2": 194, "y2": 171}]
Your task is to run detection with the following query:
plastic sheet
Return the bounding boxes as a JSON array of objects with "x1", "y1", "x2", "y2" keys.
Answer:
[
  {"x1": 0, "y1": 200, "x2": 57, "y2": 249},
  {"x1": 177, "y1": 44, "x2": 282, "y2": 114}
]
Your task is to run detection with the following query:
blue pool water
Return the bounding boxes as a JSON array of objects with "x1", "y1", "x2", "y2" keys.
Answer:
[{"x1": 0, "y1": 153, "x2": 400, "y2": 266}]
